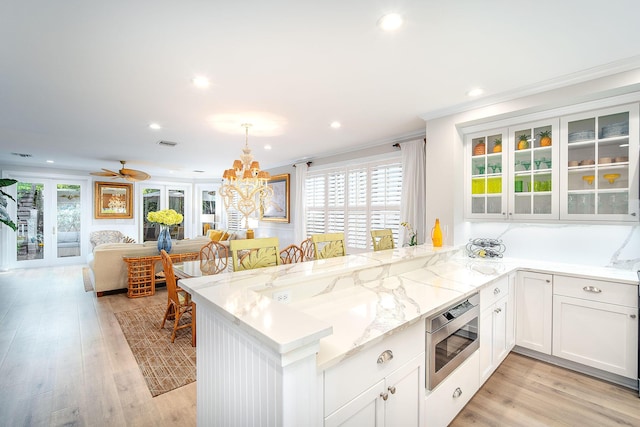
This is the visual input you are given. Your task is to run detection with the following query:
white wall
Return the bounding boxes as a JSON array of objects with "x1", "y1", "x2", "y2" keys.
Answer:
[{"x1": 424, "y1": 69, "x2": 640, "y2": 270}]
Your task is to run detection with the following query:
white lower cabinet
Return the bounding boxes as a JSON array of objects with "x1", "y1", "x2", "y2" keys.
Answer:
[
  {"x1": 324, "y1": 353, "x2": 424, "y2": 427},
  {"x1": 424, "y1": 350, "x2": 480, "y2": 427},
  {"x1": 479, "y1": 277, "x2": 514, "y2": 383},
  {"x1": 516, "y1": 271, "x2": 553, "y2": 354},
  {"x1": 552, "y1": 275, "x2": 638, "y2": 379},
  {"x1": 323, "y1": 321, "x2": 424, "y2": 427}
]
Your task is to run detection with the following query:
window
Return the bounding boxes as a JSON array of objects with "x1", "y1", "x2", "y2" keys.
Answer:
[{"x1": 305, "y1": 157, "x2": 402, "y2": 251}]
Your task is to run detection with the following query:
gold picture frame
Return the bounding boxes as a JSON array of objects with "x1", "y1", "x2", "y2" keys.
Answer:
[
  {"x1": 94, "y1": 181, "x2": 133, "y2": 219},
  {"x1": 261, "y1": 173, "x2": 290, "y2": 223}
]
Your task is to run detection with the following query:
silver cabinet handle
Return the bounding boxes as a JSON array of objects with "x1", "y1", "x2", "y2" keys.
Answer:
[
  {"x1": 388, "y1": 386, "x2": 396, "y2": 394},
  {"x1": 380, "y1": 392, "x2": 389, "y2": 401},
  {"x1": 583, "y1": 286, "x2": 602, "y2": 293},
  {"x1": 452, "y1": 387, "x2": 462, "y2": 398},
  {"x1": 493, "y1": 288, "x2": 500, "y2": 295},
  {"x1": 377, "y1": 350, "x2": 393, "y2": 364},
  {"x1": 494, "y1": 307, "x2": 502, "y2": 314}
]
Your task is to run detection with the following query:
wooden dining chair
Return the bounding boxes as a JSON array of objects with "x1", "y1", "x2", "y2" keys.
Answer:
[
  {"x1": 279, "y1": 244, "x2": 304, "y2": 264},
  {"x1": 230, "y1": 237, "x2": 281, "y2": 272},
  {"x1": 311, "y1": 232, "x2": 346, "y2": 260},
  {"x1": 159, "y1": 249, "x2": 195, "y2": 346},
  {"x1": 199, "y1": 241, "x2": 229, "y2": 275},
  {"x1": 371, "y1": 229, "x2": 395, "y2": 251},
  {"x1": 300, "y1": 237, "x2": 315, "y2": 261}
]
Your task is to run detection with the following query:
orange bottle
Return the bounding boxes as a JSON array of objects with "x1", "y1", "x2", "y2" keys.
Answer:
[{"x1": 431, "y1": 218, "x2": 443, "y2": 247}]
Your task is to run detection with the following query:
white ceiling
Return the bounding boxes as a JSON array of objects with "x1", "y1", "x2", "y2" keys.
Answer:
[{"x1": 2, "y1": 0, "x2": 640, "y2": 180}]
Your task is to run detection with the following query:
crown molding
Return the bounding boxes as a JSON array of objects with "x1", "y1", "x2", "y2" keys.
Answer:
[{"x1": 419, "y1": 55, "x2": 640, "y2": 122}]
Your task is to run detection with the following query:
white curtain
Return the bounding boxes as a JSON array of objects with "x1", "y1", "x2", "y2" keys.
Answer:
[
  {"x1": 293, "y1": 162, "x2": 308, "y2": 244},
  {"x1": 399, "y1": 139, "x2": 426, "y2": 246}
]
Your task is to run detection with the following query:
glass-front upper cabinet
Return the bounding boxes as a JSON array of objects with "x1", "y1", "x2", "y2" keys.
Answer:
[
  {"x1": 560, "y1": 104, "x2": 639, "y2": 221},
  {"x1": 466, "y1": 128, "x2": 507, "y2": 219},
  {"x1": 508, "y1": 119, "x2": 559, "y2": 220}
]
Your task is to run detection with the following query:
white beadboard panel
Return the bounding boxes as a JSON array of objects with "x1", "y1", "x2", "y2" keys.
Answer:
[{"x1": 197, "y1": 302, "x2": 321, "y2": 427}]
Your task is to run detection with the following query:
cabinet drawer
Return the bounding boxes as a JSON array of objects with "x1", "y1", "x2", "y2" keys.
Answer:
[
  {"x1": 324, "y1": 321, "x2": 423, "y2": 416},
  {"x1": 480, "y1": 276, "x2": 509, "y2": 309},
  {"x1": 424, "y1": 350, "x2": 480, "y2": 427},
  {"x1": 554, "y1": 275, "x2": 638, "y2": 307}
]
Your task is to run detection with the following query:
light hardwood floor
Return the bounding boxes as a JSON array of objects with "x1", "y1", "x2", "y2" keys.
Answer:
[
  {"x1": 0, "y1": 264, "x2": 195, "y2": 426},
  {"x1": 452, "y1": 353, "x2": 640, "y2": 426},
  {"x1": 1, "y1": 265, "x2": 638, "y2": 426}
]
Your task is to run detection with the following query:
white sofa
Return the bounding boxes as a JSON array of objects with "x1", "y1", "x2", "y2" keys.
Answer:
[{"x1": 87, "y1": 237, "x2": 211, "y2": 295}]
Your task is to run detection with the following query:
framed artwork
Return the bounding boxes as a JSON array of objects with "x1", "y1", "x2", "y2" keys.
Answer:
[
  {"x1": 94, "y1": 181, "x2": 133, "y2": 219},
  {"x1": 261, "y1": 173, "x2": 290, "y2": 223}
]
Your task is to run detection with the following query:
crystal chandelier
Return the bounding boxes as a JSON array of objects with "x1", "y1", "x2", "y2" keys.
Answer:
[{"x1": 220, "y1": 123, "x2": 273, "y2": 228}]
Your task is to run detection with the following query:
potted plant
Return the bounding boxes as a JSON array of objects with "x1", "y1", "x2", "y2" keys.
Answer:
[{"x1": 0, "y1": 178, "x2": 18, "y2": 231}]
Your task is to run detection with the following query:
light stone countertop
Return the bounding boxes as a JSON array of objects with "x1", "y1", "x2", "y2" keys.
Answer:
[{"x1": 179, "y1": 245, "x2": 639, "y2": 371}]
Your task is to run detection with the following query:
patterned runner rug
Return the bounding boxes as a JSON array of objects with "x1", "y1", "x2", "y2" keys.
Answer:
[{"x1": 114, "y1": 304, "x2": 196, "y2": 397}]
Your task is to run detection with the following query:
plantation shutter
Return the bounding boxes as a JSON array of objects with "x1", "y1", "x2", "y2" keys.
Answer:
[{"x1": 305, "y1": 157, "x2": 402, "y2": 251}]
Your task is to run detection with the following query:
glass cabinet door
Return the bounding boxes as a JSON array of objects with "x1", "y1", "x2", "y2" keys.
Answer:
[
  {"x1": 561, "y1": 104, "x2": 639, "y2": 221},
  {"x1": 508, "y1": 119, "x2": 559, "y2": 220},
  {"x1": 467, "y1": 129, "x2": 507, "y2": 219}
]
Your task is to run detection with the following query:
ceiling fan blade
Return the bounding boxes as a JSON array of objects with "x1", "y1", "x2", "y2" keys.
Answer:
[
  {"x1": 90, "y1": 170, "x2": 118, "y2": 177},
  {"x1": 127, "y1": 170, "x2": 151, "y2": 181}
]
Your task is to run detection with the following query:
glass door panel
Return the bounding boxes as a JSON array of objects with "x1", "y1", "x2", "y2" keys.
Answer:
[
  {"x1": 467, "y1": 131, "x2": 506, "y2": 219},
  {"x1": 509, "y1": 119, "x2": 558, "y2": 220},
  {"x1": 142, "y1": 187, "x2": 161, "y2": 241},
  {"x1": 140, "y1": 184, "x2": 191, "y2": 241},
  {"x1": 562, "y1": 104, "x2": 637, "y2": 220},
  {"x1": 56, "y1": 184, "x2": 81, "y2": 258},
  {"x1": 16, "y1": 181, "x2": 44, "y2": 261}
]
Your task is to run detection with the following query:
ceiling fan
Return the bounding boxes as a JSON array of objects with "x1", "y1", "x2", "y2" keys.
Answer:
[{"x1": 90, "y1": 160, "x2": 151, "y2": 182}]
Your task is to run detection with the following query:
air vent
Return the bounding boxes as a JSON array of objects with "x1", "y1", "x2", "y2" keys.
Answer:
[
  {"x1": 157, "y1": 140, "x2": 178, "y2": 147},
  {"x1": 11, "y1": 152, "x2": 33, "y2": 158},
  {"x1": 193, "y1": 170, "x2": 205, "y2": 173}
]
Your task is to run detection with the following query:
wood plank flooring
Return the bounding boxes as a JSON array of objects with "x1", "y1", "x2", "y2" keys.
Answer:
[
  {"x1": 1, "y1": 264, "x2": 638, "y2": 426},
  {"x1": 451, "y1": 352, "x2": 640, "y2": 427},
  {"x1": 0, "y1": 265, "x2": 195, "y2": 426}
]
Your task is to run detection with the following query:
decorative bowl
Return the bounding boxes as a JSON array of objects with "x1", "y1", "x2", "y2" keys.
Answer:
[
  {"x1": 579, "y1": 159, "x2": 595, "y2": 166},
  {"x1": 598, "y1": 157, "x2": 612, "y2": 164},
  {"x1": 614, "y1": 156, "x2": 629, "y2": 163},
  {"x1": 568, "y1": 160, "x2": 579, "y2": 167}
]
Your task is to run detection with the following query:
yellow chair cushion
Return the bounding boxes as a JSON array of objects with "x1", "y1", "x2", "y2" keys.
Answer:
[{"x1": 207, "y1": 229, "x2": 229, "y2": 241}]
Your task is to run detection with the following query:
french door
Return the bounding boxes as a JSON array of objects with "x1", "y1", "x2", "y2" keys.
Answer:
[
  {"x1": 138, "y1": 183, "x2": 192, "y2": 241},
  {"x1": 8, "y1": 177, "x2": 89, "y2": 268}
]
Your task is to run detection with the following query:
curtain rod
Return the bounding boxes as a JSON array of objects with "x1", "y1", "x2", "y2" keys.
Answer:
[
  {"x1": 393, "y1": 137, "x2": 426, "y2": 148},
  {"x1": 292, "y1": 161, "x2": 312, "y2": 168}
]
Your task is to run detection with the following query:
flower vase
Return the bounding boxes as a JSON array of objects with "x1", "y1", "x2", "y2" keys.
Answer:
[{"x1": 157, "y1": 225, "x2": 172, "y2": 253}]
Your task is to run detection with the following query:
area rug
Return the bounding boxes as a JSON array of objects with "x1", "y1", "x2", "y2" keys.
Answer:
[
  {"x1": 114, "y1": 304, "x2": 196, "y2": 397},
  {"x1": 82, "y1": 267, "x2": 93, "y2": 292}
]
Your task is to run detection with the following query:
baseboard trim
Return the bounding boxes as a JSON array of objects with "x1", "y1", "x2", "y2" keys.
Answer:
[{"x1": 512, "y1": 346, "x2": 638, "y2": 391}]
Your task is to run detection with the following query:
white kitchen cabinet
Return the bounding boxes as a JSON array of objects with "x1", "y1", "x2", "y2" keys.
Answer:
[
  {"x1": 479, "y1": 276, "x2": 514, "y2": 383},
  {"x1": 324, "y1": 353, "x2": 424, "y2": 427},
  {"x1": 515, "y1": 271, "x2": 553, "y2": 354},
  {"x1": 424, "y1": 350, "x2": 480, "y2": 427},
  {"x1": 560, "y1": 103, "x2": 639, "y2": 221},
  {"x1": 323, "y1": 321, "x2": 424, "y2": 427},
  {"x1": 466, "y1": 128, "x2": 508, "y2": 219},
  {"x1": 552, "y1": 275, "x2": 638, "y2": 379}
]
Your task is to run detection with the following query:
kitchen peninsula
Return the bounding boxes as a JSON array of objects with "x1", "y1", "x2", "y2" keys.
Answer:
[{"x1": 178, "y1": 245, "x2": 639, "y2": 427}]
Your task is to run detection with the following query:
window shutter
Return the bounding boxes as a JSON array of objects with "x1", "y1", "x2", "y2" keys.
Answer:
[{"x1": 305, "y1": 157, "x2": 402, "y2": 251}]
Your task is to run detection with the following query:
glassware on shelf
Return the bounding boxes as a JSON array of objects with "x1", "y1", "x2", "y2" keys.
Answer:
[
  {"x1": 534, "y1": 159, "x2": 542, "y2": 169},
  {"x1": 477, "y1": 165, "x2": 485, "y2": 175},
  {"x1": 521, "y1": 161, "x2": 531, "y2": 170},
  {"x1": 582, "y1": 175, "x2": 595, "y2": 185},
  {"x1": 603, "y1": 173, "x2": 620, "y2": 184}
]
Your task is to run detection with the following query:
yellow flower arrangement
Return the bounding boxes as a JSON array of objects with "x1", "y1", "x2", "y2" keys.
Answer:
[{"x1": 147, "y1": 209, "x2": 183, "y2": 226}]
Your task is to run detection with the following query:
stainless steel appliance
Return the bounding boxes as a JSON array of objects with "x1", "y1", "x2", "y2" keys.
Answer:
[{"x1": 425, "y1": 293, "x2": 480, "y2": 390}]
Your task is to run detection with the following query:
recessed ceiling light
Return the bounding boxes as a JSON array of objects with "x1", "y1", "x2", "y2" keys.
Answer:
[
  {"x1": 467, "y1": 88, "x2": 484, "y2": 97},
  {"x1": 378, "y1": 13, "x2": 403, "y2": 31},
  {"x1": 264, "y1": 145, "x2": 272, "y2": 150},
  {"x1": 330, "y1": 121, "x2": 341, "y2": 129},
  {"x1": 46, "y1": 160, "x2": 54, "y2": 163},
  {"x1": 192, "y1": 76, "x2": 210, "y2": 89},
  {"x1": 149, "y1": 123, "x2": 161, "y2": 130}
]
